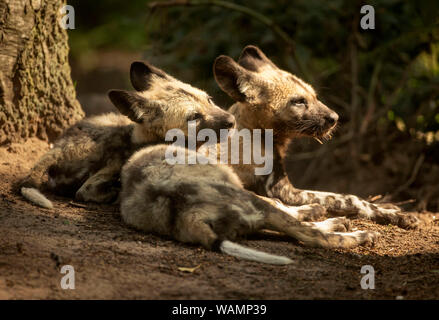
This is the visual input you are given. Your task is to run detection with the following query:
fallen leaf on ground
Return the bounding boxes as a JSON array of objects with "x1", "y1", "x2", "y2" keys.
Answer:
[{"x1": 178, "y1": 264, "x2": 201, "y2": 273}]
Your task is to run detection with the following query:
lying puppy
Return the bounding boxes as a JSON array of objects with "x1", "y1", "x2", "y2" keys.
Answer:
[
  {"x1": 119, "y1": 144, "x2": 378, "y2": 265},
  {"x1": 20, "y1": 61, "x2": 234, "y2": 208}
]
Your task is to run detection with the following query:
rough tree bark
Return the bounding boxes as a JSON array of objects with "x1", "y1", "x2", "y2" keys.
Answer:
[{"x1": 0, "y1": 0, "x2": 83, "y2": 145}]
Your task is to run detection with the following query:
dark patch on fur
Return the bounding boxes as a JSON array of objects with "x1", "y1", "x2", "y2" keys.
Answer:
[
  {"x1": 141, "y1": 184, "x2": 183, "y2": 232},
  {"x1": 145, "y1": 181, "x2": 200, "y2": 233},
  {"x1": 306, "y1": 193, "x2": 315, "y2": 200},
  {"x1": 143, "y1": 105, "x2": 164, "y2": 124},
  {"x1": 209, "y1": 208, "x2": 240, "y2": 241},
  {"x1": 269, "y1": 176, "x2": 299, "y2": 204},
  {"x1": 167, "y1": 195, "x2": 183, "y2": 233},
  {"x1": 95, "y1": 178, "x2": 120, "y2": 197},
  {"x1": 288, "y1": 74, "x2": 312, "y2": 94},
  {"x1": 174, "y1": 182, "x2": 200, "y2": 199},
  {"x1": 334, "y1": 200, "x2": 343, "y2": 210},
  {"x1": 325, "y1": 195, "x2": 336, "y2": 206},
  {"x1": 210, "y1": 183, "x2": 241, "y2": 199},
  {"x1": 257, "y1": 86, "x2": 269, "y2": 102},
  {"x1": 177, "y1": 88, "x2": 199, "y2": 101},
  {"x1": 258, "y1": 148, "x2": 288, "y2": 196}
]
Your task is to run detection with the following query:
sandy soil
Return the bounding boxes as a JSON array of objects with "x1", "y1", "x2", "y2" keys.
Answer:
[{"x1": 0, "y1": 138, "x2": 438, "y2": 300}]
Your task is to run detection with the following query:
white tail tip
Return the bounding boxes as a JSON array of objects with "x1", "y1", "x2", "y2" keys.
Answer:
[
  {"x1": 220, "y1": 240, "x2": 293, "y2": 265},
  {"x1": 21, "y1": 187, "x2": 53, "y2": 209}
]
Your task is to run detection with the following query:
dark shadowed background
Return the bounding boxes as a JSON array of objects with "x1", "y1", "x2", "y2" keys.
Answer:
[{"x1": 67, "y1": 0, "x2": 439, "y2": 211}]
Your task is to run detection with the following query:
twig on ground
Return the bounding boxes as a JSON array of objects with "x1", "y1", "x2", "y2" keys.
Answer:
[
  {"x1": 368, "y1": 195, "x2": 383, "y2": 202},
  {"x1": 69, "y1": 201, "x2": 88, "y2": 209},
  {"x1": 393, "y1": 199, "x2": 416, "y2": 206}
]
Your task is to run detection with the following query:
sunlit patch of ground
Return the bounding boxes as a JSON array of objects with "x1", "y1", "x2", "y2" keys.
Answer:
[{"x1": 0, "y1": 139, "x2": 438, "y2": 299}]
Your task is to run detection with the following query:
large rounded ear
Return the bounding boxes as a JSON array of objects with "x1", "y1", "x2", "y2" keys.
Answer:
[
  {"x1": 130, "y1": 61, "x2": 169, "y2": 92},
  {"x1": 213, "y1": 55, "x2": 248, "y2": 102},
  {"x1": 107, "y1": 90, "x2": 145, "y2": 123},
  {"x1": 213, "y1": 55, "x2": 266, "y2": 104},
  {"x1": 238, "y1": 45, "x2": 277, "y2": 72}
]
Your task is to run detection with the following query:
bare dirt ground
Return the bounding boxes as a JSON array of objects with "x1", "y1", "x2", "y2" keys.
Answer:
[{"x1": 0, "y1": 138, "x2": 438, "y2": 300}]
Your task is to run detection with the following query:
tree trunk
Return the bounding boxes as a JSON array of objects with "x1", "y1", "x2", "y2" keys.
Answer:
[{"x1": 0, "y1": 0, "x2": 83, "y2": 145}]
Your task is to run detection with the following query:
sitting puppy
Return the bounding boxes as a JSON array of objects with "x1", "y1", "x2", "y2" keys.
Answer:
[{"x1": 213, "y1": 45, "x2": 418, "y2": 229}]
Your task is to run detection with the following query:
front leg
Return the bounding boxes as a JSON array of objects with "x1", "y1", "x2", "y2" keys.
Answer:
[
  {"x1": 75, "y1": 164, "x2": 121, "y2": 203},
  {"x1": 257, "y1": 195, "x2": 327, "y2": 222},
  {"x1": 268, "y1": 176, "x2": 419, "y2": 229}
]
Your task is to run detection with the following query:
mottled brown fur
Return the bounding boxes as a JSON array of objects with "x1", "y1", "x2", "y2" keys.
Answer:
[
  {"x1": 21, "y1": 61, "x2": 234, "y2": 206},
  {"x1": 120, "y1": 145, "x2": 378, "y2": 264}
]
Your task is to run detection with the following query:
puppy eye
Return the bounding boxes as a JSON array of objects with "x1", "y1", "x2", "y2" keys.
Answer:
[
  {"x1": 290, "y1": 97, "x2": 307, "y2": 106},
  {"x1": 207, "y1": 97, "x2": 214, "y2": 105}
]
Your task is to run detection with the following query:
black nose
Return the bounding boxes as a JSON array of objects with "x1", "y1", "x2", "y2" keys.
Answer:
[{"x1": 325, "y1": 113, "x2": 339, "y2": 125}]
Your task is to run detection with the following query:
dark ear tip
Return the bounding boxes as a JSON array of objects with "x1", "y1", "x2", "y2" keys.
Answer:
[
  {"x1": 130, "y1": 61, "x2": 155, "y2": 92},
  {"x1": 107, "y1": 89, "x2": 118, "y2": 99},
  {"x1": 108, "y1": 88, "x2": 123, "y2": 95},
  {"x1": 213, "y1": 55, "x2": 237, "y2": 72},
  {"x1": 240, "y1": 45, "x2": 262, "y2": 58},
  {"x1": 107, "y1": 89, "x2": 128, "y2": 104},
  {"x1": 214, "y1": 55, "x2": 233, "y2": 64},
  {"x1": 131, "y1": 60, "x2": 149, "y2": 66},
  {"x1": 130, "y1": 61, "x2": 151, "y2": 73},
  {"x1": 243, "y1": 45, "x2": 259, "y2": 51}
]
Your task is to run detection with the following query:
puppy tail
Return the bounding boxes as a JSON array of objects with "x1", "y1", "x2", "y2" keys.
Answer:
[
  {"x1": 21, "y1": 187, "x2": 53, "y2": 209},
  {"x1": 219, "y1": 240, "x2": 293, "y2": 265}
]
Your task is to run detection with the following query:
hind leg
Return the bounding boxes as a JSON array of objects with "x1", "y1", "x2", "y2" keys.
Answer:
[
  {"x1": 174, "y1": 211, "x2": 219, "y2": 250},
  {"x1": 255, "y1": 195, "x2": 350, "y2": 232},
  {"x1": 261, "y1": 196, "x2": 351, "y2": 232},
  {"x1": 264, "y1": 209, "x2": 378, "y2": 249},
  {"x1": 75, "y1": 164, "x2": 121, "y2": 203},
  {"x1": 245, "y1": 191, "x2": 376, "y2": 248},
  {"x1": 258, "y1": 196, "x2": 351, "y2": 232}
]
